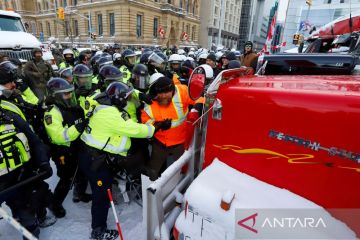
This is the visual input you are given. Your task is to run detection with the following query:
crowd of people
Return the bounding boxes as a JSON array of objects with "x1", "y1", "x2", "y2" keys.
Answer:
[{"x1": 0, "y1": 40, "x2": 258, "y2": 240}]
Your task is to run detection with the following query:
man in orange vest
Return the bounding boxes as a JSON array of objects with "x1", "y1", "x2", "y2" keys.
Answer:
[{"x1": 141, "y1": 76, "x2": 195, "y2": 180}]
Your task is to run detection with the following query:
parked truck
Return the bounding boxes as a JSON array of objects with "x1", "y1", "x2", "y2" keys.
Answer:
[
  {"x1": 0, "y1": 10, "x2": 57, "y2": 69},
  {"x1": 143, "y1": 55, "x2": 360, "y2": 239}
]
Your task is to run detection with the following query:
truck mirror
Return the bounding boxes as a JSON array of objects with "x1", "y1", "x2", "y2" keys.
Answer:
[{"x1": 188, "y1": 67, "x2": 206, "y2": 100}]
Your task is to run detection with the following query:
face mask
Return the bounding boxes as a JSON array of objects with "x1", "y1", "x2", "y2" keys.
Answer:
[{"x1": 0, "y1": 85, "x2": 14, "y2": 98}]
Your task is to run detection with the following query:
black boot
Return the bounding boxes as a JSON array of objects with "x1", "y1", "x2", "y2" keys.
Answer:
[
  {"x1": 90, "y1": 227, "x2": 119, "y2": 240},
  {"x1": 49, "y1": 204, "x2": 66, "y2": 218}
]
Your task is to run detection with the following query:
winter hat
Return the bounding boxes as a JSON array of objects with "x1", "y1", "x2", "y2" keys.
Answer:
[
  {"x1": 224, "y1": 52, "x2": 236, "y2": 61},
  {"x1": 206, "y1": 53, "x2": 217, "y2": 62}
]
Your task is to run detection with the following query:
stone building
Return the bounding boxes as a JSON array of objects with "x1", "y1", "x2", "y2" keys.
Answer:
[{"x1": 1, "y1": 0, "x2": 201, "y2": 47}]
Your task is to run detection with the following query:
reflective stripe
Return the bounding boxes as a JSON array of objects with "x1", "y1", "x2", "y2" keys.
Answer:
[
  {"x1": 1, "y1": 101, "x2": 26, "y2": 120},
  {"x1": 63, "y1": 128, "x2": 70, "y2": 142},
  {"x1": 144, "y1": 104, "x2": 154, "y2": 120},
  {"x1": 81, "y1": 133, "x2": 128, "y2": 154},
  {"x1": 146, "y1": 119, "x2": 154, "y2": 125},
  {"x1": 170, "y1": 86, "x2": 187, "y2": 128},
  {"x1": 0, "y1": 168, "x2": 8, "y2": 177},
  {"x1": 145, "y1": 124, "x2": 153, "y2": 138}
]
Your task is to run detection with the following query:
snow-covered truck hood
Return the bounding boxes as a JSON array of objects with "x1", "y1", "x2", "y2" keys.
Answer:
[
  {"x1": 175, "y1": 159, "x2": 356, "y2": 240},
  {"x1": 0, "y1": 31, "x2": 40, "y2": 49}
]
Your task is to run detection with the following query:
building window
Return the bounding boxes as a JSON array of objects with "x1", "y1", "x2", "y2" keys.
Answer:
[
  {"x1": 192, "y1": 2, "x2": 195, "y2": 15},
  {"x1": 109, "y1": 13, "x2": 115, "y2": 36},
  {"x1": 74, "y1": 0, "x2": 78, "y2": 5},
  {"x1": 86, "y1": 14, "x2": 91, "y2": 33},
  {"x1": 39, "y1": 22, "x2": 43, "y2": 35},
  {"x1": 73, "y1": 19, "x2": 78, "y2": 36},
  {"x1": 65, "y1": 20, "x2": 69, "y2": 36},
  {"x1": 186, "y1": 0, "x2": 189, "y2": 12},
  {"x1": 97, "y1": 14, "x2": 103, "y2": 36},
  {"x1": 168, "y1": 0, "x2": 171, "y2": 3},
  {"x1": 153, "y1": 18, "x2": 158, "y2": 37},
  {"x1": 63, "y1": 0, "x2": 67, "y2": 7},
  {"x1": 47, "y1": 22, "x2": 51, "y2": 36},
  {"x1": 136, "y1": 14, "x2": 142, "y2": 37},
  {"x1": 340, "y1": 0, "x2": 344, "y2": 2},
  {"x1": 192, "y1": 26, "x2": 196, "y2": 41}
]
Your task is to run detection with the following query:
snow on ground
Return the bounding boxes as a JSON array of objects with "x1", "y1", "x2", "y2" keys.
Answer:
[{"x1": 0, "y1": 162, "x2": 145, "y2": 240}]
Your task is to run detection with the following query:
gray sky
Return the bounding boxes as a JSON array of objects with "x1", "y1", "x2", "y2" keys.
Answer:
[{"x1": 277, "y1": 0, "x2": 289, "y2": 22}]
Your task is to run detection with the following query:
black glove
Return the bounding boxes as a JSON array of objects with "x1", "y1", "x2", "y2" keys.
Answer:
[
  {"x1": 154, "y1": 118, "x2": 172, "y2": 132},
  {"x1": 38, "y1": 162, "x2": 52, "y2": 180},
  {"x1": 139, "y1": 92, "x2": 152, "y2": 104},
  {"x1": 16, "y1": 78, "x2": 29, "y2": 92},
  {"x1": 74, "y1": 117, "x2": 89, "y2": 133}
]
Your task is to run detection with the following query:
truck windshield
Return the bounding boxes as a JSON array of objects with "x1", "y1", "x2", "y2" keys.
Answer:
[{"x1": 0, "y1": 15, "x2": 25, "y2": 32}]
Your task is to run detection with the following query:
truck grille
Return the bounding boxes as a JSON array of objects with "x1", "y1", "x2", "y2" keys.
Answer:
[{"x1": 0, "y1": 50, "x2": 33, "y2": 61}]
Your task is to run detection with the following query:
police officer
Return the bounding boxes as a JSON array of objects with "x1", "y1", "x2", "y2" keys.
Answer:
[
  {"x1": 59, "y1": 67, "x2": 73, "y2": 83},
  {"x1": 59, "y1": 49, "x2": 75, "y2": 69},
  {"x1": 73, "y1": 64, "x2": 94, "y2": 109},
  {"x1": 44, "y1": 78, "x2": 90, "y2": 218},
  {"x1": 78, "y1": 82, "x2": 155, "y2": 240},
  {"x1": 119, "y1": 49, "x2": 137, "y2": 84},
  {"x1": 0, "y1": 62, "x2": 54, "y2": 233}
]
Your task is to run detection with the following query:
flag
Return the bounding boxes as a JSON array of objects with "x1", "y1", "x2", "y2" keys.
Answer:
[
  {"x1": 299, "y1": 20, "x2": 312, "y2": 31},
  {"x1": 181, "y1": 31, "x2": 189, "y2": 41},
  {"x1": 158, "y1": 26, "x2": 165, "y2": 38}
]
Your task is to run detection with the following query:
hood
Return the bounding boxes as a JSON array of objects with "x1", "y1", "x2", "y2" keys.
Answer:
[{"x1": 0, "y1": 31, "x2": 40, "y2": 49}]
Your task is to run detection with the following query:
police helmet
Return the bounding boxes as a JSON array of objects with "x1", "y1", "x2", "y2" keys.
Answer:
[
  {"x1": 98, "y1": 65, "x2": 123, "y2": 87},
  {"x1": 31, "y1": 48, "x2": 42, "y2": 57},
  {"x1": 73, "y1": 64, "x2": 93, "y2": 90},
  {"x1": 168, "y1": 54, "x2": 183, "y2": 64},
  {"x1": 106, "y1": 81, "x2": 133, "y2": 110},
  {"x1": 59, "y1": 67, "x2": 73, "y2": 83},
  {"x1": 131, "y1": 64, "x2": 149, "y2": 91},
  {"x1": 63, "y1": 48, "x2": 74, "y2": 56},
  {"x1": 47, "y1": 77, "x2": 77, "y2": 108},
  {"x1": 0, "y1": 61, "x2": 18, "y2": 84},
  {"x1": 96, "y1": 55, "x2": 113, "y2": 69},
  {"x1": 122, "y1": 49, "x2": 137, "y2": 67}
]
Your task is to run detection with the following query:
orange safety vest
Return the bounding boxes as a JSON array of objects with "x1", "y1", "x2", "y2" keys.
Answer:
[
  {"x1": 172, "y1": 73, "x2": 182, "y2": 85},
  {"x1": 141, "y1": 85, "x2": 194, "y2": 147}
]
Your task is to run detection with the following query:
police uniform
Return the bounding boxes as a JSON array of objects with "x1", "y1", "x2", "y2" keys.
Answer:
[
  {"x1": 44, "y1": 104, "x2": 89, "y2": 216},
  {"x1": 0, "y1": 108, "x2": 51, "y2": 238},
  {"x1": 119, "y1": 65, "x2": 132, "y2": 84},
  {"x1": 78, "y1": 82, "x2": 154, "y2": 238}
]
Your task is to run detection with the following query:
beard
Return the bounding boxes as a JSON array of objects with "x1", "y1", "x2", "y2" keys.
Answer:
[{"x1": 158, "y1": 98, "x2": 171, "y2": 106}]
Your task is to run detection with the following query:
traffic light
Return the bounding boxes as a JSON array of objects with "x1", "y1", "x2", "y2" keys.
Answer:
[
  {"x1": 90, "y1": 32, "x2": 96, "y2": 40},
  {"x1": 293, "y1": 34, "x2": 299, "y2": 45},
  {"x1": 58, "y1": 7, "x2": 65, "y2": 20},
  {"x1": 306, "y1": 0, "x2": 312, "y2": 6}
]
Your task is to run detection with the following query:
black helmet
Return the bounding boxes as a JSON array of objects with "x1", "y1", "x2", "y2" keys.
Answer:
[
  {"x1": 149, "y1": 76, "x2": 175, "y2": 99},
  {"x1": 0, "y1": 61, "x2": 18, "y2": 84},
  {"x1": 96, "y1": 55, "x2": 113, "y2": 69},
  {"x1": 78, "y1": 50, "x2": 90, "y2": 62},
  {"x1": 131, "y1": 64, "x2": 149, "y2": 91},
  {"x1": 140, "y1": 51, "x2": 153, "y2": 64},
  {"x1": 143, "y1": 48, "x2": 152, "y2": 54},
  {"x1": 31, "y1": 48, "x2": 42, "y2": 57},
  {"x1": 122, "y1": 49, "x2": 136, "y2": 67},
  {"x1": 59, "y1": 67, "x2": 73, "y2": 82},
  {"x1": 47, "y1": 77, "x2": 77, "y2": 108},
  {"x1": 244, "y1": 41, "x2": 253, "y2": 48},
  {"x1": 73, "y1": 64, "x2": 93, "y2": 90},
  {"x1": 113, "y1": 43, "x2": 121, "y2": 50},
  {"x1": 228, "y1": 60, "x2": 241, "y2": 69},
  {"x1": 106, "y1": 81, "x2": 133, "y2": 109},
  {"x1": 98, "y1": 65, "x2": 123, "y2": 87}
]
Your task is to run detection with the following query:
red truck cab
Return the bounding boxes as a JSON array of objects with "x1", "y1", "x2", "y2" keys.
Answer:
[{"x1": 144, "y1": 61, "x2": 360, "y2": 240}]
